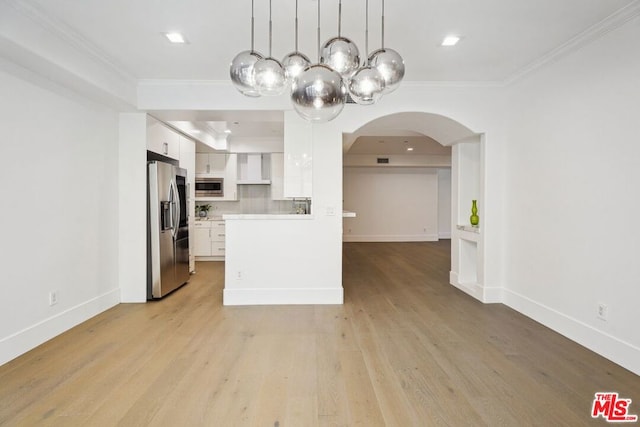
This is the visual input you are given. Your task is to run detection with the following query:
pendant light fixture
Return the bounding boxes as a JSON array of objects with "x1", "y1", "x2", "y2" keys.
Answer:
[
  {"x1": 282, "y1": 0, "x2": 311, "y2": 84},
  {"x1": 229, "y1": 0, "x2": 405, "y2": 121},
  {"x1": 229, "y1": 0, "x2": 264, "y2": 97},
  {"x1": 252, "y1": 0, "x2": 287, "y2": 96},
  {"x1": 320, "y1": 0, "x2": 360, "y2": 78},
  {"x1": 368, "y1": 0, "x2": 405, "y2": 94},
  {"x1": 348, "y1": 0, "x2": 385, "y2": 105},
  {"x1": 291, "y1": 0, "x2": 346, "y2": 122}
]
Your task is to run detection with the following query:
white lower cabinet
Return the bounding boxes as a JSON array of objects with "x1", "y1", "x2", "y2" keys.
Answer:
[{"x1": 193, "y1": 220, "x2": 225, "y2": 260}]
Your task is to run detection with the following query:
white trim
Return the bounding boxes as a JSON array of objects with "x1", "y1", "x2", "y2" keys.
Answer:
[
  {"x1": 502, "y1": 289, "x2": 640, "y2": 376},
  {"x1": 450, "y1": 271, "x2": 484, "y2": 301},
  {"x1": 505, "y1": 1, "x2": 640, "y2": 85},
  {"x1": 5, "y1": 0, "x2": 136, "y2": 81},
  {"x1": 0, "y1": 288, "x2": 120, "y2": 366},
  {"x1": 438, "y1": 232, "x2": 451, "y2": 239},
  {"x1": 342, "y1": 234, "x2": 439, "y2": 242},
  {"x1": 223, "y1": 288, "x2": 343, "y2": 306}
]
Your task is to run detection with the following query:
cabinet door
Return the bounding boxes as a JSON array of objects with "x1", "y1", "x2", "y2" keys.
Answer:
[
  {"x1": 284, "y1": 111, "x2": 312, "y2": 197},
  {"x1": 195, "y1": 154, "x2": 210, "y2": 175},
  {"x1": 223, "y1": 154, "x2": 238, "y2": 200},
  {"x1": 195, "y1": 153, "x2": 227, "y2": 176},
  {"x1": 271, "y1": 153, "x2": 288, "y2": 200},
  {"x1": 147, "y1": 118, "x2": 180, "y2": 160},
  {"x1": 193, "y1": 226, "x2": 212, "y2": 256},
  {"x1": 210, "y1": 221, "x2": 226, "y2": 242},
  {"x1": 210, "y1": 154, "x2": 226, "y2": 175}
]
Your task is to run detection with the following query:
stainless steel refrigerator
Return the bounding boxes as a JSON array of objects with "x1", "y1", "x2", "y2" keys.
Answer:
[{"x1": 147, "y1": 161, "x2": 190, "y2": 299}]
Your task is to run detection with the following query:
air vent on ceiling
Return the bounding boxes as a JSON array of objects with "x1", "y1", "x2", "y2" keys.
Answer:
[{"x1": 377, "y1": 158, "x2": 390, "y2": 164}]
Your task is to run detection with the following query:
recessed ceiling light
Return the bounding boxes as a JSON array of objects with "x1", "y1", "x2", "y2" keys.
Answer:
[
  {"x1": 164, "y1": 32, "x2": 187, "y2": 44},
  {"x1": 441, "y1": 35, "x2": 461, "y2": 47},
  {"x1": 407, "y1": 147, "x2": 414, "y2": 152}
]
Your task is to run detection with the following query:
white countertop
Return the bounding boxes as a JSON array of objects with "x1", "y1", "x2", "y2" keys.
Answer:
[{"x1": 223, "y1": 213, "x2": 313, "y2": 220}]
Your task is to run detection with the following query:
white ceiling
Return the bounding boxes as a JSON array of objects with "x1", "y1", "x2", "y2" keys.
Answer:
[
  {"x1": 27, "y1": 0, "x2": 634, "y2": 82},
  {"x1": 19, "y1": 0, "x2": 637, "y2": 146}
]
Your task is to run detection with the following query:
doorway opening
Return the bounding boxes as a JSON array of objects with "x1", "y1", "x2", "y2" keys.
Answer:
[{"x1": 342, "y1": 112, "x2": 485, "y2": 302}]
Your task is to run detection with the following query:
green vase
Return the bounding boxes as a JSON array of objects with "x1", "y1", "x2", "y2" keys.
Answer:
[{"x1": 470, "y1": 200, "x2": 479, "y2": 226}]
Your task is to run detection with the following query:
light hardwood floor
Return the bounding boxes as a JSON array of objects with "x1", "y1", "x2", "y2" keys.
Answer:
[{"x1": 1, "y1": 241, "x2": 639, "y2": 426}]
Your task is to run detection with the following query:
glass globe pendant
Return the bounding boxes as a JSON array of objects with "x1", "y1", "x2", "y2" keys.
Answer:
[
  {"x1": 291, "y1": 0, "x2": 345, "y2": 122},
  {"x1": 282, "y1": 52, "x2": 311, "y2": 83},
  {"x1": 369, "y1": 0, "x2": 405, "y2": 94},
  {"x1": 252, "y1": 0, "x2": 287, "y2": 96},
  {"x1": 320, "y1": 0, "x2": 360, "y2": 78},
  {"x1": 230, "y1": 51, "x2": 263, "y2": 97},
  {"x1": 229, "y1": 0, "x2": 264, "y2": 97},
  {"x1": 368, "y1": 48, "x2": 404, "y2": 94},
  {"x1": 292, "y1": 64, "x2": 346, "y2": 122},
  {"x1": 348, "y1": 0, "x2": 385, "y2": 105},
  {"x1": 348, "y1": 66, "x2": 385, "y2": 105},
  {"x1": 282, "y1": 0, "x2": 311, "y2": 84}
]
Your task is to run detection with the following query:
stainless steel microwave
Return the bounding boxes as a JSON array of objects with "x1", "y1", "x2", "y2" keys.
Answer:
[{"x1": 195, "y1": 177, "x2": 223, "y2": 197}]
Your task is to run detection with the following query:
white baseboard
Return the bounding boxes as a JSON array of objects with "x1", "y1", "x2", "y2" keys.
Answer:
[
  {"x1": 502, "y1": 288, "x2": 640, "y2": 376},
  {"x1": 0, "y1": 288, "x2": 120, "y2": 366},
  {"x1": 343, "y1": 234, "x2": 439, "y2": 242},
  {"x1": 223, "y1": 287, "x2": 344, "y2": 306},
  {"x1": 449, "y1": 271, "x2": 484, "y2": 301},
  {"x1": 438, "y1": 231, "x2": 452, "y2": 239}
]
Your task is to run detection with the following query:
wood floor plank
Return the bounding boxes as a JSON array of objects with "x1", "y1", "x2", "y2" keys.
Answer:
[{"x1": 1, "y1": 241, "x2": 638, "y2": 426}]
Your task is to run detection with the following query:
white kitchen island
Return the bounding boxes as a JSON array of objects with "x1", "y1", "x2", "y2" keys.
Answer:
[{"x1": 221, "y1": 213, "x2": 344, "y2": 306}]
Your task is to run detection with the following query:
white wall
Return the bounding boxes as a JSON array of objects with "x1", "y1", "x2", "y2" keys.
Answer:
[
  {"x1": 438, "y1": 168, "x2": 452, "y2": 238},
  {"x1": 504, "y1": 16, "x2": 640, "y2": 374},
  {"x1": 0, "y1": 67, "x2": 120, "y2": 365},
  {"x1": 343, "y1": 167, "x2": 440, "y2": 242}
]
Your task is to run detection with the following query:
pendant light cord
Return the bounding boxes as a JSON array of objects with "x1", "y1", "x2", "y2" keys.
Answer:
[
  {"x1": 294, "y1": 0, "x2": 299, "y2": 52},
  {"x1": 250, "y1": 0, "x2": 255, "y2": 51},
  {"x1": 381, "y1": 0, "x2": 385, "y2": 50},
  {"x1": 317, "y1": 0, "x2": 321, "y2": 62},
  {"x1": 338, "y1": 0, "x2": 342, "y2": 37},
  {"x1": 365, "y1": 0, "x2": 369, "y2": 64},
  {"x1": 268, "y1": 0, "x2": 273, "y2": 56}
]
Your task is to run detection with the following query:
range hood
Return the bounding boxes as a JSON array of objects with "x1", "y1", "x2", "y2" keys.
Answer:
[{"x1": 237, "y1": 153, "x2": 271, "y2": 185}]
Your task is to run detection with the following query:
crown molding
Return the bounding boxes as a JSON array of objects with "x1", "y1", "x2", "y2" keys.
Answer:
[
  {"x1": 5, "y1": 0, "x2": 136, "y2": 83},
  {"x1": 505, "y1": 0, "x2": 640, "y2": 85}
]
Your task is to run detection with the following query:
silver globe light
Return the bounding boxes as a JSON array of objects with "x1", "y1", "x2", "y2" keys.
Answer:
[
  {"x1": 282, "y1": 51, "x2": 311, "y2": 83},
  {"x1": 368, "y1": 48, "x2": 405, "y2": 94},
  {"x1": 230, "y1": 50, "x2": 264, "y2": 97},
  {"x1": 348, "y1": 66, "x2": 385, "y2": 105},
  {"x1": 253, "y1": 57, "x2": 287, "y2": 96},
  {"x1": 291, "y1": 64, "x2": 346, "y2": 122},
  {"x1": 321, "y1": 37, "x2": 360, "y2": 78}
]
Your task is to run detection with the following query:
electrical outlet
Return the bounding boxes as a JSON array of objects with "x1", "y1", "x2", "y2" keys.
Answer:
[
  {"x1": 236, "y1": 271, "x2": 242, "y2": 280},
  {"x1": 597, "y1": 303, "x2": 608, "y2": 321},
  {"x1": 49, "y1": 291, "x2": 58, "y2": 306}
]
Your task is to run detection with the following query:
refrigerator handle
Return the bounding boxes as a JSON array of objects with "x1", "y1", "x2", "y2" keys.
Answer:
[{"x1": 171, "y1": 179, "x2": 180, "y2": 238}]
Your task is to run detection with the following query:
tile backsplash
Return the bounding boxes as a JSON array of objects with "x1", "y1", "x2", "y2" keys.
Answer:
[{"x1": 196, "y1": 185, "x2": 296, "y2": 216}]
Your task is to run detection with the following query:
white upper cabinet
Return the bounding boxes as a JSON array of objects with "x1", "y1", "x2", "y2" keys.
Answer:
[
  {"x1": 195, "y1": 153, "x2": 238, "y2": 201},
  {"x1": 283, "y1": 111, "x2": 312, "y2": 198},
  {"x1": 195, "y1": 153, "x2": 226, "y2": 176},
  {"x1": 147, "y1": 117, "x2": 180, "y2": 160},
  {"x1": 270, "y1": 153, "x2": 288, "y2": 200}
]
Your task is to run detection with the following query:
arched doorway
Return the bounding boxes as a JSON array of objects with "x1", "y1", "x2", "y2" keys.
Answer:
[{"x1": 341, "y1": 112, "x2": 486, "y2": 302}]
